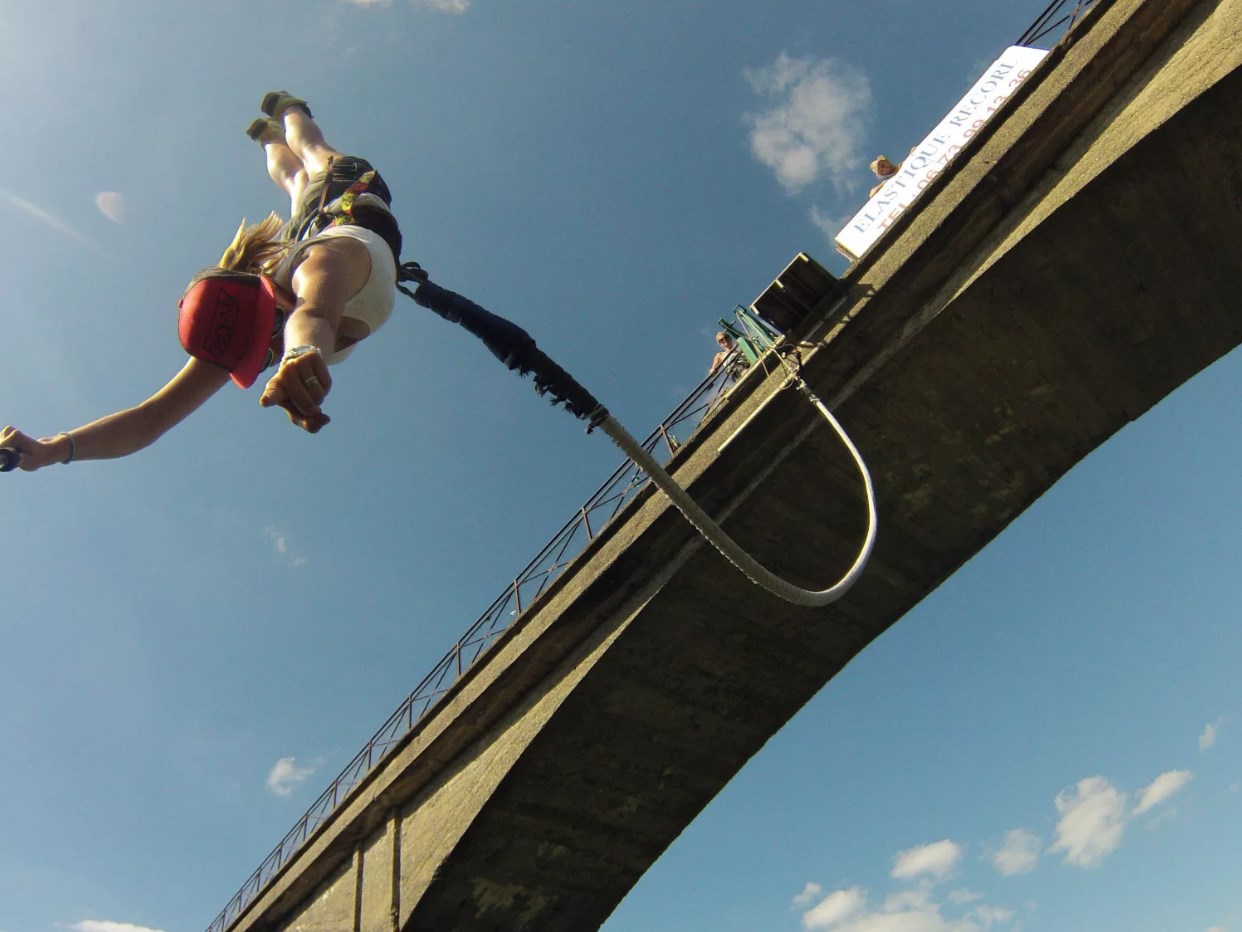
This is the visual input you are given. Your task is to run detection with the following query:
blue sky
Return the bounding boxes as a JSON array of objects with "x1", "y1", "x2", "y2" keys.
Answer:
[{"x1": 1, "y1": 1, "x2": 1237, "y2": 931}]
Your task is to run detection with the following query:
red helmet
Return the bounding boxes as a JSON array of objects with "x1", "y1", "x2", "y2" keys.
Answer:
[{"x1": 178, "y1": 271, "x2": 280, "y2": 388}]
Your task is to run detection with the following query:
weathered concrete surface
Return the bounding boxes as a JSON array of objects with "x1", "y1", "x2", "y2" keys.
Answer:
[{"x1": 222, "y1": 0, "x2": 1242, "y2": 928}]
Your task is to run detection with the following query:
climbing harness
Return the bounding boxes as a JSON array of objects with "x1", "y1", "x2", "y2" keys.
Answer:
[
  {"x1": 394, "y1": 262, "x2": 878, "y2": 608},
  {"x1": 285, "y1": 156, "x2": 403, "y2": 265}
]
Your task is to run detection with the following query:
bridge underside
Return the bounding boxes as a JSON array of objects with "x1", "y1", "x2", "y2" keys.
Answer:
[{"x1": 225, "y1": 0, "x2": 1242, "y2": 929}]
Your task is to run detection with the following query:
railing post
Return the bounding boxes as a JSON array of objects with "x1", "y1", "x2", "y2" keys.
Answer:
[{"x1": 657, "y1": 423, "x2": 677, "y2": 456}]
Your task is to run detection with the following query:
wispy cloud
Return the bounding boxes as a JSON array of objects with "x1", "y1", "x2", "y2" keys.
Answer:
[
  {"x1": 810, "y1": 205, "x2": 855, "y2": 245},
  {"x1": 797, "y1": 837, "x2": 1021, "y2": 931},
  {"x1": 798, "y1": 879, "x2": 1017, "y2": 932},
  {"x1": 0, "y1": 188, "x2": 100, "y2": 251},
  {"x1": 800, "y1": 885, "x2": 865, "y2": 930},
  {"x1": 892, "y1": 839, "x2": 962, "y2": 882},
  {"x1": 1133, "y1": 769, "x2": 1192, "y2": 815},
  {"x1": 1199, "y1": 717, "x2": 1223, "y2": 750},
  {"x1": 793, "y1": 882, "x2": 825, "y2": 908},
  {"x1": 745, "y1": 54, "x2": 873, "y2": 194},
  {"x1": 947, "y1": 889, "x2": 983, "y2": 904},
  {"x1": 972, "y1": 905, "x2": 1016, "y2": 927},
  {"x1": 793, "y1": 755, "x2": 1207, "y2": 931},
  {"x1": 94, "y1": 191, "x2": 126, "y2": 224},
  {"x1": 1048, "y1": 769, "x2": 1193, "y2": 868},
  {"x1": 265, "y1": 526, "x2": 308, "y2": 568},
  {"x1": 267, "y1": 756, "x2": 315, "y2": 797},
  {"x1": 1049, "y1": 776, "x2": 1128, "y2": 868},
  {"x1": 992, "y1": 828, "x2": 1041, "y2": 877},
  {"x1": 69, "y1": 922, "x2": 171, "y2": 932},
  {"x1": 343, "y1": 0, "x2": 470, "y2": 10}
]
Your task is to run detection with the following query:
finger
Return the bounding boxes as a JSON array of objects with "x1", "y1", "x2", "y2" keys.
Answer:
[
  {"x1": 259, "y1": 373, "x2": 288, "y2": 408},
  {"x1": 302, "y1": 412, "x2": 330, "y2": 433},
  {"x1": 281, "y1": 371, "x2": 322, "y2": 417},
  {"x1": 300, "y1": 373, "x2": 327, "y2": 407},
  {"x1": 294, "y1": 357, "x2": 330, "y2": 406},
  {"x1": 308, "y1": 354, "x2": 332, "y2": 396},
  {"x1": 277, "y1": 400, "x2": 329, "y2": 433}
]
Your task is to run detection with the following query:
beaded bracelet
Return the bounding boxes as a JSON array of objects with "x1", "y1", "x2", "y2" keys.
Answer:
[{"x1": 58, "y1": 431, "x2": 75, "y2": 465}]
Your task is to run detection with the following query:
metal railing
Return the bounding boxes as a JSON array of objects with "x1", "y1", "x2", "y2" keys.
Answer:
[
  {"x1": 205, "y1": 307, "x2": 778, "y2": 932},
  {"x1": 1017, "y1": 0, "x2": 1098, "y2": 47}
]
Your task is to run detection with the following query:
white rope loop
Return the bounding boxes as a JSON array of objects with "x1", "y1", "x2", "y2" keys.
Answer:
[{"x1": 599, "y1": 376, "x2": 877, "y2": 607}]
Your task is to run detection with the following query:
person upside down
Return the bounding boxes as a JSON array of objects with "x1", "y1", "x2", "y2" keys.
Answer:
[{"x1": 1, "y1": 91, "x2": 402, "y2": 471}]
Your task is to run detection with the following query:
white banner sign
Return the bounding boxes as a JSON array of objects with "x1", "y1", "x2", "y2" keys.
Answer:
[{"x1": 835, "y1": 45, "x2": 1049, "y2": 262}]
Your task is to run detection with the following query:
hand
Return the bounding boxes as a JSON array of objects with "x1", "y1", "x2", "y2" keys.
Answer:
[
  {"x1": 259, "y1": 347, "x2": 333, "y2": 433},
  {"x1": 0, "y1": 426, "x2": 58, "y2": 472}
]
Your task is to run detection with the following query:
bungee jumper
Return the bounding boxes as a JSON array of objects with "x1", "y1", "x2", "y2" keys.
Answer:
[
  {"x1": 0, "y1": 92, "x2": 876, "y2": 607},
  {"x1": 0, "y1": 90, "x2": 598, "y2": 469}
]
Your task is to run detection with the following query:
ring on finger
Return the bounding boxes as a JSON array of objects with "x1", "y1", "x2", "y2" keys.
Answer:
[{"x1": 304, "y1": 375, "x2": 321, "y2": 389}]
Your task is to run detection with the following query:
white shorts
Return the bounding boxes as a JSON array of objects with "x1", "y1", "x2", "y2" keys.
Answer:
[{"x1": 274, "y1": 224, "x2": 397, "y2": 364}]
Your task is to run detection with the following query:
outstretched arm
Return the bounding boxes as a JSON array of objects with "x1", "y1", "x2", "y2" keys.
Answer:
[{"x1": 1, "y1": 357, "x2": 230, "y2": 472}]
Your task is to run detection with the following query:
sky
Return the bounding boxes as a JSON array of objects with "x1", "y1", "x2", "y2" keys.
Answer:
[{"x1": 0, "y1": 1, "x2": 1238, "y2": 931}]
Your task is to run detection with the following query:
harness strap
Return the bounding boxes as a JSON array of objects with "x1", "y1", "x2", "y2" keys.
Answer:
[
  {"x1": 330, "y1": 169, "x2": 375, "y2": 226},
  {"x1": 315, "y1": 155, "x2": 336, "y2": 216}
]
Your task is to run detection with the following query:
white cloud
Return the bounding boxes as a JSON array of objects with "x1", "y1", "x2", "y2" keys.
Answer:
[
  {"x1": 1199, "y1": 718, "x2": 1222, "y2": 750},
  {"x1": 797, "y1": 880, "x2": 1023, "y2": 932},
  {"x1": 1049, "y1": 776, "x2": 1127, "y2": 868},
  {"x1": 1133, "y1": 770, "x2": 1192, "y2": 815},
  {"x1": 810, "y1": 205, "x2": 853, "y2": 243},
  {"x1": 1204, "y1": 926, "x2": 1227, "y2": 932},
  {"x1": 94, "y1": 191, "x2": 126, "y2": 224},
  {"x1": 892, "y1": 840, "x2": 962, "y2": 882},
  {"x1": 69, "y1": 923, "x2": 170, "y2": 932},
  {"x1": 745, "y1": 53, "x2": 873, "y2": 193},
  {"x1": 267, "y1": 756, "x2": 315, "y2": 796},
  {"x1": 992, "y1": 828, "x2": 1041, "y2": 877},
  {"x1": 265, "y1": 526, "x2": 308, "y2": 568},
  {"x1": 339, "y1": 0, "x2": 472, "y2": 14},
  {"x1": 794, "y1": 882, "x2": 826, "y2": 908},
  {"x1": 802, "y1": 891, "x2": 963, "y2": 932},
  {"x1": 947, "y1": 889, "x2": 983, "y2": 905},
  {"x1": 883, "y1": 884, "x2": 936, "y2": 913},
  {"x1": 803, "y1": 886, "x2": 866, "y2": 929},
  {"x1": 0, "y1": 188, "x2": 100, "y2": 251},
  {"x1": 970, "y1": 905, "x2": 1015, "y2": 928}
]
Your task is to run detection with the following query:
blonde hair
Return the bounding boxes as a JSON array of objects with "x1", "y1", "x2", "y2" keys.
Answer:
[{"x1": 218, "y1": 213, "x2": 290, "y2": 276}]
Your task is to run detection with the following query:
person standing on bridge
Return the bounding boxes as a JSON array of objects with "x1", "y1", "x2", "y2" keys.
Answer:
[
  {"x1": 869, "y1": 154, "x2": 900, "y2": 196},
  {"x1": 0, "y1": 91, "x2": 402, "y2": 472}
]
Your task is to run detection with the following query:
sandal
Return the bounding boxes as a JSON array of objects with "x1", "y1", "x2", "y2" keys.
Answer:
[
  {"x1": 245, "y1": 117, "x2": 285, "y2": 146},
  {"x1": 260, "y1": 91, "x2": 313, "y2": 119}
]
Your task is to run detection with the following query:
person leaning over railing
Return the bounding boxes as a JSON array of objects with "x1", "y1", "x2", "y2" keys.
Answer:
[
  {"x1": 869, "y1": 154, "x2": 900, "y2": 196},
  {"x1": 708, "y1": 331, "x2": 751, "y2": 384},
  {"x1": 1, "y1": 90, "x2": 401, "y2": 472}
]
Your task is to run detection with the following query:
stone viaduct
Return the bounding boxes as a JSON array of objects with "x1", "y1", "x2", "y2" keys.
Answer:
[{"x1": 218, "y1": 0, "x2": 1242, "y2": 927}]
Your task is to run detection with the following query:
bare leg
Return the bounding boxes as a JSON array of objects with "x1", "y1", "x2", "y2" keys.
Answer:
[
  {"x1": 279, "y1": 108, "x2": 344, "y2": 177},
  {"x1": 263, "y1": 138, "x2": 312, "y2": 213}
]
